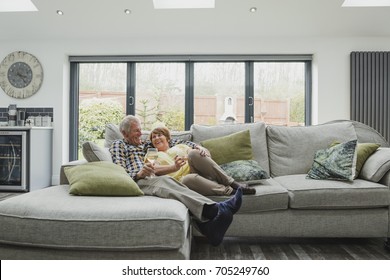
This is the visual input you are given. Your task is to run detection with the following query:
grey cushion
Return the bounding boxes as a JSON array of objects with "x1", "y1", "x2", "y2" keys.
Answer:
[
  {"x1": 191, "y1": 122, "x2": 269, "y2": 175},
  {"x1": 0, "y1": 186, "x2": 190, "y2": 251},
  {"x1": 359, "y1": 148, "x2": 390, "y2": 182},
  {"x1": 266, "y1": 122, "x2": 357, "y2": 177},
  {"x1": 104, "y1": 123, "x2": 123, "y2": 148},
  {"x1": 208, "y1": 178, "x2": 289, "y2": 213},
  {"x1": 82, "y1": 141, "x2": 112, "y2": 162},
  {"x1": 275, "y1": 174, "x2": 390, "y2": 209}
]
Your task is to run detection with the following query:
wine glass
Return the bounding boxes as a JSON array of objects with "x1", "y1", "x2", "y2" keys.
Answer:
[{"x1": 144, "y1": 148, "x2": 158, "y2": 178}]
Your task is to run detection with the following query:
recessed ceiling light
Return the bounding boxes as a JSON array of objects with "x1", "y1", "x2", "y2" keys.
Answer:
[
  {"x1": 56, "y1": 10, "x2": 64, "y2": 15},
  {"x1": 0, "y1": 0, "x2": 38, "y2": 12},
  {"x1": 342, "y1": 0, "x2": 390, "y2": 7},
  {"x1": 249, "y1": 7, "x2": 257, "y2": 13},
  {"x1": 124, "y1": 9, "x2": 131, "y2": 14},
  {"x1": 153, "y1": 0, "x2": 215, "y2": 9}
]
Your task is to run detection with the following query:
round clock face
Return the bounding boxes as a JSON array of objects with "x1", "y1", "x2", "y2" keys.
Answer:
[{"x1": 0, "y1": 51, "x2": 43, "y2": 99}]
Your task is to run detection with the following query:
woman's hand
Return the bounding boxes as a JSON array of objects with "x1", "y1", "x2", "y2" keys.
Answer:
[{"x1": 173, "y1": 155, "x2": 187, "y2": 170}]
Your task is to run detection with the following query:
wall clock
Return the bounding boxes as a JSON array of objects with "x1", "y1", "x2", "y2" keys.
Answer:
[{"x1": 0, "y1": 51, "x2": 44, "y2": 99}]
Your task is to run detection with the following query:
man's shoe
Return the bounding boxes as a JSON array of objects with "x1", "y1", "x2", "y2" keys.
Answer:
[
  {"x1": 219, "y1": 186, "x2": 242, "y2": 214},
  {"x1": 197, "y1": 206, "x2": 233, "y2": 246}
]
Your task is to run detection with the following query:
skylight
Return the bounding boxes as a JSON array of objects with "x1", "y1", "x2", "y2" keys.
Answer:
[
  {"x1": 0, "y1": 0, "x2": 38, "y2": 12},
  {"x1": 153, "y1": 0, "x2": 215, "y2": 9},
  {"x1": 342, "y1": 0, "x2": 390, "y2": 7}
]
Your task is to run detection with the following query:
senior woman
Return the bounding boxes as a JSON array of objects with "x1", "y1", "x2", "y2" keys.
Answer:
[{"x1": 149, "y1": 127, "x2": 256, "y2": 196}]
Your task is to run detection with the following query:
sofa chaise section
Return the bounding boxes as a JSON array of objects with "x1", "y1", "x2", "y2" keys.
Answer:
[{"x1": 0, "y1": 185, "x2": 191, "y2": 259}]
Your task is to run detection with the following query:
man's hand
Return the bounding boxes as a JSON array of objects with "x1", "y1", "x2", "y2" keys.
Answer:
[{"x1": 136, "y1": 162, "x2": 155, "y2": 179}]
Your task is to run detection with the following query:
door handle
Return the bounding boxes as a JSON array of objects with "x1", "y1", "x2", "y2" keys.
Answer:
[
  {"x1": 129, "y1": 96, "x2": 134, "y2": 106},
  {"x1": 248, "y1": 96, "x2": 254, "y2": 106}
]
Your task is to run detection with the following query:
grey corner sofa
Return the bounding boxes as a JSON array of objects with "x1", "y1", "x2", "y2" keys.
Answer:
[{"x1": 0, "y1": 120, "x2": 390, "y2": 260}]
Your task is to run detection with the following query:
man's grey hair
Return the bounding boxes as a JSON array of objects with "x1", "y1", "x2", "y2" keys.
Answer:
[{"x1": 119, "y1": 115, "x2": 140, "y2": 135}]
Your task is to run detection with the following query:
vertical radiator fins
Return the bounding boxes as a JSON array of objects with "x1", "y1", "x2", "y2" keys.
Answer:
[{"x1": 351, "y1": 51, "x2": 390, "y2": 142}]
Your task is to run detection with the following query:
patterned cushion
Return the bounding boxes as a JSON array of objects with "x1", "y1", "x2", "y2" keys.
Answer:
[
  {"x1": 220, "y1": 160, "x2": 269, "y2": 185},
  {"x1": 331, "y1": 141, "x2": 380, "y2": 178},
  {"x1": 306, "y1": 139, "x2": 358, "y2": 181}
]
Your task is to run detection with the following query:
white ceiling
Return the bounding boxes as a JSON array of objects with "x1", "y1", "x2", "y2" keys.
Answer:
[{"x1": 1, "y1": 0, "x2": 390, "y2": 41}]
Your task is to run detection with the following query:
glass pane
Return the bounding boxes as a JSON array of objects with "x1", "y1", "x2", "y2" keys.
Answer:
[
  {"x1": 194, "y1": 62, "x2": 245, "y2": 125},
  {"x1": 136, "y1": 63, "x2": 185, "y2": 131},
  {"x1": 0, "y1": 135, "x2": 23, "y2": 186},
  {"x1": 254, "y1": 62, "x2": 305, "y2": 126},
  {"x1": 78, "y1": 63, "x2": 126, "y2": 158}
]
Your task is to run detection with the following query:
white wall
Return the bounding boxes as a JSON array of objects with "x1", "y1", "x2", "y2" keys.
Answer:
[{"x1": 1, "y1": 36, "x2": 390, "y2": 185}]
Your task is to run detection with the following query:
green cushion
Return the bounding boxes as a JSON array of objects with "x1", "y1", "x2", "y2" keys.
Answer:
[
  {"x1": 200, "y1": 130, "x2": 253, "y2": 165},
  {"x1": 306, "y1": 139, "x2": 357, "y2": 181},
  {"x1": 220, "y1": 160, "x2": 269, "y2": 185},
  {"x1": 331, "y1": 141, "x2": 380, "y2": 177},
  {"x1": 65, "y1": 161, "x2": 144, "y2": 196}
]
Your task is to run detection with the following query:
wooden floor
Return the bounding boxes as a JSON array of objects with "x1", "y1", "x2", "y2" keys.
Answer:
[
  {"x1": 191, "y1": 236, "x2": 390, "y2": 260},
  {"x1": 1, "y1": 192, "x2": 389, "y2": 260}
]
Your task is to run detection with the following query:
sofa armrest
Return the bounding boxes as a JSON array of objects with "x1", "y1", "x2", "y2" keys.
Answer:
[
  {"x1": 60, "y1": 159, "x2": 88, "y2": 185},
  {"x1": 379, "y1": 169, "x2": 390, "y2": 187}
]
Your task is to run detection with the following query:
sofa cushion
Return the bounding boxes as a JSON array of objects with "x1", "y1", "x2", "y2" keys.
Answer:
[
  {"x1": 359, "y1": 148, "x2": 390, "y2": 182},
  {"x1": 200, "y1": 130, "x2": 253, "y2": 165},
  {"x1": 267, "y1": 122, "x2": 357, "y2": 177},
  {"x1": 0, "y1": 186, "x2": 190, "y2": 251},
  {"x1": 191, "y1": 122, "x2": 269, "y2": 174},
  {"x1": 104, "y1": 123, "x2": 123, "y2": 148},
  {"x1": 275, "y1": 174, "x2": 390, "y2": 209},
  {"x1": 209, "y1": 178, "x2": 289, "y2": 213},
  {"x1": 65, "y1": 161, "x2": 144, "y2": 196},
  {"x1": 306, "y1": 139, "x2": 357, "y2": 181},
  {"x1": 219, "y1": 159, "x2": 269, "y2": 185},
  {"x1": 82, "y1": 141, "x2": 112, "y2": 162}
]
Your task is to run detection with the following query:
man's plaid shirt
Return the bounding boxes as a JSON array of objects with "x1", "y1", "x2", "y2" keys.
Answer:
[{"x1": 109, "y1": 138, "x2": 197, "y2": 180}]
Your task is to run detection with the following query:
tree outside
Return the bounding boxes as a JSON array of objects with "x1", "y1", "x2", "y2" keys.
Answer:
[{"x1": 78, "y1": 98, "x2": 124, "y2": 153}]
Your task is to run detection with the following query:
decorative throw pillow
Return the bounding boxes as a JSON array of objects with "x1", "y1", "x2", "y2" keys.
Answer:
[
  {"x1": 65, "y1": 161, "x2": 144, "y2": 196},
  {"x1": 306, "y1": 139, "x2": 358, "y2": 181},
  {"x1": 200, "y1": 130, "x2": 253, "y2": 165},
  {"x1": 220, "y1": 160, "x2": 269, "y2": 185},
  {"x1": 82, "y1": 141, "x2": 112, "y2": 162},
  {"x1": 330, "y1": 141, "x2": 380, "y2": 178}
]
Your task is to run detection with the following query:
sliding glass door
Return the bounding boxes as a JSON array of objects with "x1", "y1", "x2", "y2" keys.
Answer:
[{"x1": 69, "y1": 55, "x2": 312, "y2": 160}]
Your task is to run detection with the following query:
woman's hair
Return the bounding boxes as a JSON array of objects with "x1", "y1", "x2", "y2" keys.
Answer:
[{"x1": 150, "y1": 127, "x2": 171, "y2": 142}]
